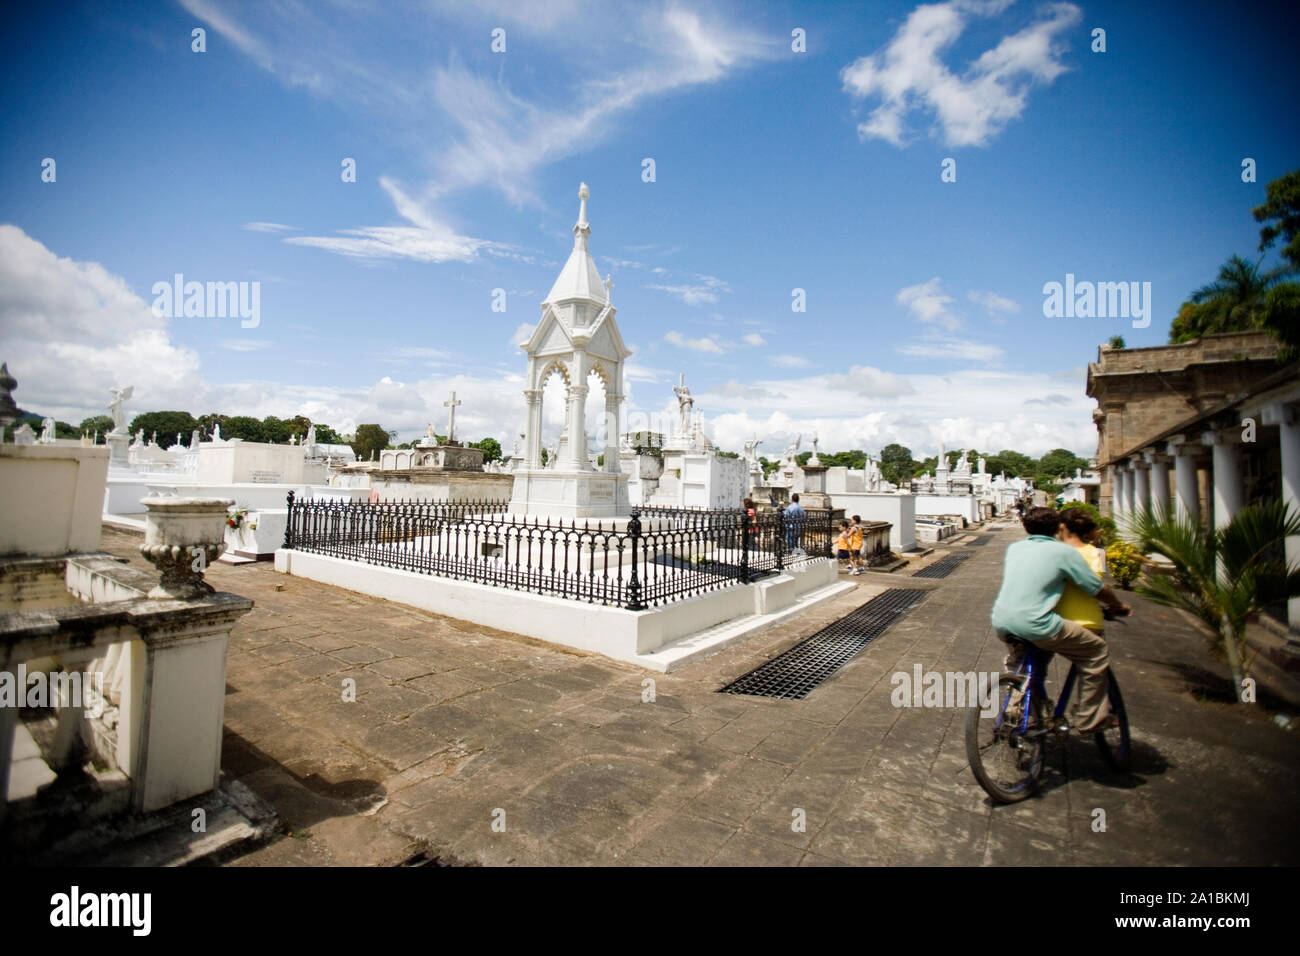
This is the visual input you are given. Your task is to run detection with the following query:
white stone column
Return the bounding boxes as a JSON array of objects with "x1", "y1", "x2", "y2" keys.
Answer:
[
  {"x1": 1113, "y1": 465, "x2": 1132, "y2": 524},
  {"x1": 1170, "y1": 440, "x2": 1200, "y2": 525},
  {"x1": 1132, "y1": 459, "x2": 1151, "y2": 521},
  {"x1": 1263, "y1": 402, "x2": 1300, "y2": 630},
  {"x1": 604, "y1": 392, "x2": 622, "y2": 473},
  {"x1": 1146, "y1": 451, "x2": 1171, "y2": 522},
  {"x1": 1203, "y1": 429, "x2": 1244, "y2": 530},
  {"x1": 1109, "y1": 466, "x2": 1125, "y2": 521},
  {"x1": 565, "y1": 382, "x2": 589, "y2": 470},
  {"x1": 523, "y1": 389, "x2": 543, "y2": 468}
]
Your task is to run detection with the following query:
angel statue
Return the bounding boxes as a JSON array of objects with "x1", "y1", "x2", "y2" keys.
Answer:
[{"x1": 107, "y1": 385, "x2": 133, "y2": 436}]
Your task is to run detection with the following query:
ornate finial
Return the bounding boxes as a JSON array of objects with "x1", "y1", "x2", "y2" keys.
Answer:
[
  {"x1": 576, "y1": 182, "x2": 590, "y2": 230},
  {"x1": 603, "y1": 273, "x2": 614, "y2": 304}
]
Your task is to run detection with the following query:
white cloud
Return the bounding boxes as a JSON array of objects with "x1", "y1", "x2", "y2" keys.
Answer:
[
  {"x1": 897, "y1": 277, "x2": 961, "y2": 331},
  {"x1": 242, "y1": 222, "x2": 297, "y2": 233},
  {"x1": 285, "y1": 178, "x2": 506, "y2": 265},
  {"x1": 968, "y1": 289, "x2": 1020, "y2": 314},
  {"x1": 898, "y1": 335, "x2": 1003, "y2": 362},
  {"x1": 841, "y1": 0, "x2": 1081, "y2": 148},
  {"x1": 648, "y1": 273, "x2": 732, "y2": 307},
  {"x1": 664, "y1": 330, "x2": 725, "y2": 353},
  {"x1": 743, "y1": 333, "x2": 766, "y2": 347},
  {"x1": 510, "y1": 323, "x2": 536, "y2": 346},
  {"x1": 220, "y1": 339, "x2": 274, "y2": 352}
]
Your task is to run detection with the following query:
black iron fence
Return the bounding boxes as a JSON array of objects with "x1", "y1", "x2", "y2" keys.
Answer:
[{"x1": 283, "y1": 493, "x2": 836, "y2": 610}]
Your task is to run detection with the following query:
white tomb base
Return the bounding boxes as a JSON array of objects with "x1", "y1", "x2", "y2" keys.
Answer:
[
  {"x1": 275, "y1": 548, "x2": 848, "y2": 671},
  {"x1": 508, "y1": 468, "x2": 631, "y2": 519}
]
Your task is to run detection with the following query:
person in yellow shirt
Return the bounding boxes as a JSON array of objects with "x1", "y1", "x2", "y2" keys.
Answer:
[
  {"x1": 848, "y1": 517, "x2": 865, "y2": 575},
  {"x1": 1055, "y1": 508, "x2": 1107, "y2": 634}
]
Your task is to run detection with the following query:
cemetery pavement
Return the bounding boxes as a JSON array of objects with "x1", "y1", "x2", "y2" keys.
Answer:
[{"x1": 100, "y1": 526, "x2": 1300, "y2": 866}]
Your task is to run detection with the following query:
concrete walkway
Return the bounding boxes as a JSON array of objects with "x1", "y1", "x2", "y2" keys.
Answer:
[{"x1": 100, "y1": 526, "x2": 1300, "y2": 866}]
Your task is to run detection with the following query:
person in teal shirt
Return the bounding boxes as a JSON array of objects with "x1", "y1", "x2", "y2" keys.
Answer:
[{"x1": 990, "y1": 506, "x2": 1130, "y2": 734}]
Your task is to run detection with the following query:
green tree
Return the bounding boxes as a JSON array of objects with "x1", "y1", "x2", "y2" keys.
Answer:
[
  {"x1": 986, "y1": 450, "x2": 1034, "y2": 477},
  {"x1": 260, "y1": 416, "x2": 294, "y2": 444},
  {"x1": 1035, "y1": 447, "x2": 1089, "y2": 482},
  {"x1": 1132, "y1": 501, "x2": 1300, "y2": 701},
  {"x1": 878, "y1": 443, "x2": 915, "y2": 486},
  {"x1": 351, "y1": 424, "x2": 392, "y2": 461},
  {"x1": 1253, "y1": 168, "x2": 1300, "y2": 270},
  {"x1": 1107, "y1": 335, "x2": 1126, "y2": 349},
  {"x1": 128, "y1": 410, "x2": 199, "y2": 444},
  {"x1": 312, "y1": 423, "x2": 344, "y2": 444},
  {"x1": 1171, "y1": 254, "x2": 1290, "y2": 342},
  {"x1": 469, "y1": 437, "x2": 503, "y2": 463},
  {"x1": 79, "y1": 414, "x2": 114, "y2": 436},
  {"x1": 222, "y1": 416, "x2": 264, "y2": 442},
  {"x1": 196, "y1": 413, "x2": 227, "y2": 439}
]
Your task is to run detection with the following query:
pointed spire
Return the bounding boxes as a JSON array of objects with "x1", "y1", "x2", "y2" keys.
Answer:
[{"x1": 573, "y1": 181, "x2": 592, "y2": 252}]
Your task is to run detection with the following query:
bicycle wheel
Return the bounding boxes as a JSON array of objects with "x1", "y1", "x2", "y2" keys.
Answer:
[
  {"x1": 966, "y1": 673, "x2": 1046, "y2": 803},
  {"x1": 1094, "y1": 672, "x2": 1131, "y2": 772}
]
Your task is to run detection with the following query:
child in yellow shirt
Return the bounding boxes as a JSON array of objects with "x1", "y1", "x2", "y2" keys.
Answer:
[{"x1": 1054, "y1": 509, "x2": 1106, "y2": 633}]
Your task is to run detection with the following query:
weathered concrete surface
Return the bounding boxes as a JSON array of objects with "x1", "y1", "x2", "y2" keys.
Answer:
[{"x1": 96, "y1": 525, "x2": 1300, "y2": 866}]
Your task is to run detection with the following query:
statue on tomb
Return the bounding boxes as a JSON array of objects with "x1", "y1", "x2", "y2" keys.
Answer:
[
  {"x1": 743, "y1": 437, "x2": 761, "y2": 463},
  {"x1": 547, "y1": 439, "x2": 559, "y2": 469},
  {"x1": 673, "y1": 374, "x2": 694, "y2": 437},
  {"x1": 176, "y1": 432, "x2": 182, "y2": 448},
  {"x1": 39, "y1": 416, "x2": 56, "y2": 444},
  {"x1": 289, "y1": 434, "x2": 297, "y2": 446},
  {"x1": 14, "y1": 423, "x2": 35, "y2": 445},
  {"x1": 212, "y1": 422, "x2": 222, "y2": 443},
  {"x1": 132, "y1": 428, "x2": 145, "y2": 448},
  {"x1": 785, "y1": 433, "x2": 801, "y2": 465},
  {"x1": 978, "y1": 456, "x2": 987, "y2": 475},
  {"x1": 191, "y1": 429, "x2": 201, "y2": 449},
  {"x1": 107, "y1": 385, "x2": 133, "y2": 436},
  {"x1": 809, "y1": 432, "x2": 821, "y2": 465},
  {"x1": 512, "y1": 437, "x2": 520, "y2": 458},
  {"x1": 151, "y1": 430, "x2": 157, "y2": 446},
  {"x1": 305, "y1": 424, "x2": 317, "y2": 449}
]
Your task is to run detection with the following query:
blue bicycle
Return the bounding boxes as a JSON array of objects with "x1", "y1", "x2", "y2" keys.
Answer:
[{"x1": 966, "y1": 611, "x2": 1131, "y2": 803}]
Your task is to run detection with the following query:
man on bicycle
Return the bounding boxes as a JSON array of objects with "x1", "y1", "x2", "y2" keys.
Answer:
[{"x1": 990, "y1": 506, "x2": 1131, "y2": 735}]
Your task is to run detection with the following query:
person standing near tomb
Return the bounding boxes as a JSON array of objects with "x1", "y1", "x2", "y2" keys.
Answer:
[
  {"x1": 834, "y1": 520, "x2": 853, "y2": 572},
  {"x1": 785, "y1": 493, "x2": 806, "y2": 554}
]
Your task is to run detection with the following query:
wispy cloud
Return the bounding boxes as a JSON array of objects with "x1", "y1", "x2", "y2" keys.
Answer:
[
  {"x1": 242, "y1": 221, "x2": 297, "y2": 234},
  {"x1": 898, "y1": 335, "x2": 1003, "y2": 363},
  {"x1": 841, "y1": 0, "x2": 1081, "y2": 148},
  {"x1": 220, "y1": 339, "x2": 274, "y2": 352},
  {"x1": 968, "y1": 289, "x2": 1020, "y2": 314},
  {"x1": 897, "y1": 277, "x2": 961, "y2": 331},
  {"x1": 648, "y1": 273, "x2": 732, "y2": 306},
  {"x1": 664, "y1": 330, "x2": 725, "y2": 353},
  {"x1": 770, "y1": 355, "x2": 815, "y2": 368}
]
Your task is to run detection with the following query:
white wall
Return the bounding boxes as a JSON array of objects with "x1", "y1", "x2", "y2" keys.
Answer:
[
  {"x1": 1, "y1": 445, "x2": 109, "y2": 556},
  {"x1": 826, "y1": 491, "x2": 916, "y2": 551},
  {"x1": 914, "y1": 493, "x2": 980, "y2": 523},
  {"x1": 196, "y1": 441, "x2": 305, "y2": 485}
]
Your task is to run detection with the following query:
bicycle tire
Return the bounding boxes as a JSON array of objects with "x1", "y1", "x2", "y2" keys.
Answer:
[
  {"x1": 966, "y1": 673, "x2": 1046, "y2": 803},
  {"x1": 1094, "y1": 672, "x2": 1131, "y2": 772}
]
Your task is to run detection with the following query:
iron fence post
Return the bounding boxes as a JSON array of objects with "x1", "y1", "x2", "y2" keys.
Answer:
[
  {"x1": 284, "y1": 490, "x2": 295, "y2": 550},
  {"x1": 740, "y1": 510, "x2": 751, "y2": 584},
  {"x1": 775, "y1": 504, "x2": 785, "y2": 571},
  {"x1": 625, "y1": 509, "x2": 645, "y2": 610}
]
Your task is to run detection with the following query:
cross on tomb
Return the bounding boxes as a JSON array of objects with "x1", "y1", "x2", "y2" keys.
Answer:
[{"x1": 443, "y1": 391, "x2": 462, "y2": 444}]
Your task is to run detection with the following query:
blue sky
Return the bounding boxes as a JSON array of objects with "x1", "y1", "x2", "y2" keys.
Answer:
[{"x1": 1, "y1": 0, "x2": 1296, "y2": 459}]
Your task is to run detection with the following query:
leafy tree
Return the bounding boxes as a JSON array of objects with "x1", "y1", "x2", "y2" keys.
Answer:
[
  {"x1": 351, "y1": 424, "x2": 392, "y2": 461},
  {"x1": 128, "y1": 410, "x2": 198, "y2": 444},
  {"x1": 79, "y1": 414, "x2": 114, "y2": 436},
  {"x1": 1107, "y1": 335, "x2": 1126, "y2": 349},
  {"x1": 222, "y1": 416, "x2": 264, "y2": 442},
  {"x1": 1253, "y1": 168, "x2": 1300, "y2": 270},
  {"x1": 4, "y1": 415, "x2": 77, "y2": 441},
  {"x1": 313, "y1": 423, "x2": 345, "y2": 444},
  {"x1": 1035, "y1": 447, "x2": 1089, "y2": 481},
  {"x1": 878, "y1": 443, "x2": 915, "y2": 486},
  {"x1": 260, "y1": 416, "x2": 294, "y2": 444},
  {"x1": 1172, "y1": 254, "x2": 1291, "y2": 342},
  {"x1": 986, "y1": 450, "x2": 1034, "y2": 477},
  {"x1": 469, "y1": 437, "x2": 503, "y2": 463}
]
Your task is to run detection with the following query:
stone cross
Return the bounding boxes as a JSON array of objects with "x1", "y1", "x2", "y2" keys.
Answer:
[
  {"x1": 604, "y1": 274, "x2": 614, "y2": 304},
  {"x1": 443, "y1": 392, "x2": 461, "y2": 444}
]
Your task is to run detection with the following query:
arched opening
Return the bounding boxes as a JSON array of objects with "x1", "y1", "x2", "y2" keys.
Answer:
[
  {"x1": 539, "y1": 361, "x2": 570, "y2": 468},
  {"x1": 584, "y1": 366, "x2": 610, "y2": 469}
]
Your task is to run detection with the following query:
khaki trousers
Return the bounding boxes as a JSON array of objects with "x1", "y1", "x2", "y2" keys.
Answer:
[{"x1": 1035, "y1": 619, "x2": 1111, "y2": 732}]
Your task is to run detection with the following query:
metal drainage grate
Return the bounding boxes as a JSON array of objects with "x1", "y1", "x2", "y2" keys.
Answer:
[
  {"x1": 965, "y1": 535, "x2": 993, "y2": 547},
  {"x1": 720, "y1": 588, "x2": 930, "y2": 699},
  {"x1": 913, "y1": 551, "x2": 973, "y2": 578}
]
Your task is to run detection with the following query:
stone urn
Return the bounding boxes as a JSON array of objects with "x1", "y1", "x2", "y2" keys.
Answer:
[{"x1": 140, "y1": 496, "x2": 233, "y2": 599}]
